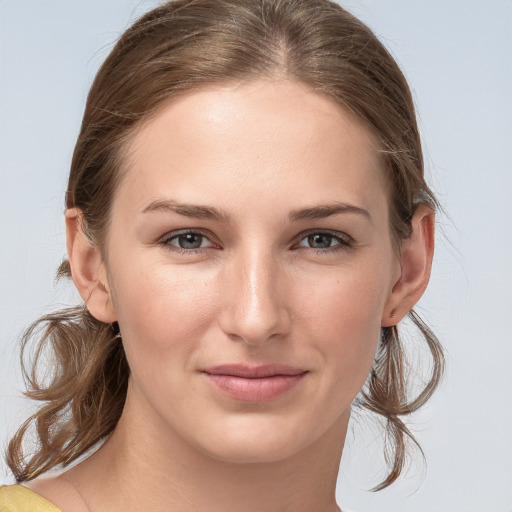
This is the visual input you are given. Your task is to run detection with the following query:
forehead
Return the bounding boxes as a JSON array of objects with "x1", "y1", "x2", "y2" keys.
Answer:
[{"x1": 118, "y1": 79, "x2": 388, "y2": 220}]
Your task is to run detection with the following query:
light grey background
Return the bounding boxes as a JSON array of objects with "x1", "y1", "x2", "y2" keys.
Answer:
[{"x1": 1, "y1": 1, "x2": 511, "y2": 511}]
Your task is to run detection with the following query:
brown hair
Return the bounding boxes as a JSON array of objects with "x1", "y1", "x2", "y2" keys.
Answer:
[{"x1": 7, "y1": 0, "x2": 444, "y2": 489}]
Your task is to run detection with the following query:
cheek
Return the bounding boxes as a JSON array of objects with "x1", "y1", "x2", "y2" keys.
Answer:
[
  {"x1": 300, "y1": 260, "x2": 389, "y2": 332},
  {"x1": 108, "y1": 258, "x2": 216, "y2": 368},
  {"x1": 295, "y1": 261, "x2": 390, "y2": 388}
]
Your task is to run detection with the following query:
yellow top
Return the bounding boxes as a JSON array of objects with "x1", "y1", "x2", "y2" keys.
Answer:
[
  {"x1": 0, "y1": 485, "x2": 61, "y2": 512},
  {"x1": 0, "y1": 483, "x2": 357, "y2": 512}
]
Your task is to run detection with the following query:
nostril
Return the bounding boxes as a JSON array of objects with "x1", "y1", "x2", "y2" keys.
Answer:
[{"x1": 219, "y1": 304, "x2": 291, "y2": 346}]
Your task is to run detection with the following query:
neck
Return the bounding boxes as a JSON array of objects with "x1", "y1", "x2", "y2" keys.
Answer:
[{"x1": 64, "y1": 388, "x2": 348, "y2": 512}]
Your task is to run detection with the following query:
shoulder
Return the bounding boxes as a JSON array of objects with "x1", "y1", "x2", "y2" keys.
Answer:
[{"x1": 0, "y1": 485, "x2": 62, "y2": 512}]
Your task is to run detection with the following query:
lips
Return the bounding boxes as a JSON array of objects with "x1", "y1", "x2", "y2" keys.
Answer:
[{"x1": 202, "y1": 364, "x2": 308, "y2": 402}]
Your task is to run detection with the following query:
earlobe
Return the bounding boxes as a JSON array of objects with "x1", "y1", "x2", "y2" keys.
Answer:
[
  {"x1": 65, "y1": 208, "x2": 117, "y2": 323},
  {"x1": 381, "y1": 204, "x2": 435, "y2": 327}
]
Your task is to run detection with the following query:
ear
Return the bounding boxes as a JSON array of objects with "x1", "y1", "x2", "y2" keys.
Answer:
[
  {"x1": 65, "y1": 208, "x2": 117, "y2": 323},
  {"x1": 381, "y1": 204, "x2": 435, "y2": 327}
]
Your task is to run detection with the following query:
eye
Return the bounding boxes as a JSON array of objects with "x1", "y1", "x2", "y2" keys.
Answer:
[
  {"x1": 296, "y1": 231, "x2": 353, "y2": 252},
  {"x1": 159, "y1": 230, "x2": 217, "y2": 253}
]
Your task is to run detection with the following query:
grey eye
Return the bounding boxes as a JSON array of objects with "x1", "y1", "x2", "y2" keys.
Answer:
[
  {"x1": 174, "y1": 233, "x2": 205, "y2": 249},
  {"x1": 160, "y1": 229, "x2": 219, "y2": 254},
  {"x1": 304, "y1": 234, "x2": 338, "y2": 249}
]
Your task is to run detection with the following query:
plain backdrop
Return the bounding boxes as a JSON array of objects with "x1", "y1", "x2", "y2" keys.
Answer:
[{"x1": 1, "y1": 1, "x2": 511, "y2": 511}]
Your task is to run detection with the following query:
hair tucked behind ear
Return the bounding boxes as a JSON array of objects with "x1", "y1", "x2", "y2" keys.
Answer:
[
  {"x1": 6, "y1": 307, "x2": 128, "y2": 482},
  {"x1": 6, "y1": 0, "x2": 444, "y2": 488}
]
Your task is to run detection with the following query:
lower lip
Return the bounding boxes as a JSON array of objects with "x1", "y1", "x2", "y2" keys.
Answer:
[{"x1": 204, "y1": 373, "x2": 306, "y2": 402}]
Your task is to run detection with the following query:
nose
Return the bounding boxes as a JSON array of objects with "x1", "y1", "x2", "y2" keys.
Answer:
[{"x1": 218, "y1": 247, "x2": 291, "y2": 346}]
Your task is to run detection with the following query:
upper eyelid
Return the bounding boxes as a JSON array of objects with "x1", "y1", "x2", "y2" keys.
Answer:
[
  {"x1": 294, "y1": 229, "x2": 354, "y2": 244},
  {"x1": 160, "y1": 228, "x2": 215, "y2": 242},
  {"x1": 158, "y1": 228, "x2": 354, "y2": 249},
  {"x1": 157, "y1": 230, "x2": 218, "y2": 253}
]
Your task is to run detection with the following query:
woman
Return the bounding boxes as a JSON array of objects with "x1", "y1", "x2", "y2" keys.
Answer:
[{"x1": 0, "y1": 0, "x2": 443, "y2": 511}]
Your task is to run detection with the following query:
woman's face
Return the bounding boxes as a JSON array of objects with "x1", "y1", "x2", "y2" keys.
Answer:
[{"x1": 103, "y1": 80, "x2": 400, "y2": 462}]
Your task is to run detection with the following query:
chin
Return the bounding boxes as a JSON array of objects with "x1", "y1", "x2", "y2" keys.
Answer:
[
  {"x1": 185, "y1": 412, "x2": 336, "y2": 465},
  {"x1": 198, "y1": 437, "x2": 305, "y2": 465}
]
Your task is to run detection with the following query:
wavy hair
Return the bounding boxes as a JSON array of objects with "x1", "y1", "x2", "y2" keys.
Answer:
[{"x1": 7, "y1": 0, "x2": 444, "y2": 489}]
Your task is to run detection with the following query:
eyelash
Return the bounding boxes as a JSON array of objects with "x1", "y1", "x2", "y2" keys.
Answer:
[
  {"x1": 295, "y1": 230, "x2": 354, "y2": 254},
  {"x1": 158, "y1": 229, "x2": 216, "y2": 255},
  {"x1": 158, "y1": 229, "x2": 355, "y2": 255}
]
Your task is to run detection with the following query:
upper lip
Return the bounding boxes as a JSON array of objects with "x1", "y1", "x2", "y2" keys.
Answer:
[{"x1": 202, "y1": 364, "x2": 307, "y2": 379}]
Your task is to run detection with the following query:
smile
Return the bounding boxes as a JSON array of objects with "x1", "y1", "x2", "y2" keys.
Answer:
[{"x1": 202, "y1": 364, "x2": 308, "y2": 403}]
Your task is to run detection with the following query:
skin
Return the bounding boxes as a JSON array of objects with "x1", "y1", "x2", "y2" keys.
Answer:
[{"x1": 27, "y1": 79, "x2": 434, "y2": 512}]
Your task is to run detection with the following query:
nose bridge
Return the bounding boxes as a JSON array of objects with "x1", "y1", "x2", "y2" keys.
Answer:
[{"x1": 219, "y1": 243, "x2": 289, "y2": 344}]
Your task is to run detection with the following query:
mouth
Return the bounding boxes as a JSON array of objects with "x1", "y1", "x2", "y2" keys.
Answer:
[{"x1": 202, "y1": 364, "x2": 308, "y2": 403}]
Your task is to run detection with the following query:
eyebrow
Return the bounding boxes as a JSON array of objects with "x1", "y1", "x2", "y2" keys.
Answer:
[
  {"x1": 289, "y1": 202, "x2": 372, "y2": 223},
  {"x1": 142, "y1": 199, "x2": 372, "y2": 223},
  {"x1": 142, "y1": 199, "x2": 231, "y2": 222}
]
